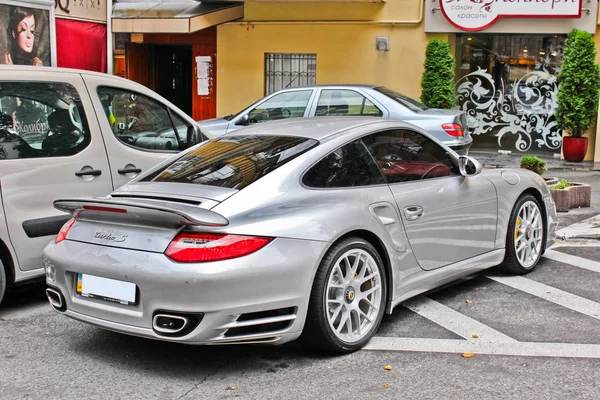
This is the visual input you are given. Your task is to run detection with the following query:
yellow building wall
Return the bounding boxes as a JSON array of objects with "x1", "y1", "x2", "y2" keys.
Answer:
[
  {"x1": 217, "y1": 0, "x2": 599, "y2": 162},
  {"x1": 216, "y1": 0, "x2": 442, "y2": 115}
]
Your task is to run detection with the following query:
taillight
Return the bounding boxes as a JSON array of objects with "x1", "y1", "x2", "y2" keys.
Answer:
[
  {"x1": 165, "y1": 233, "x2": 272, "y2": 263},
  {"x1": 442, "y1": 123, "x2": 464, "y2": 137},
  {"x1": 55, "y1": 218, "x2": 75, "y2": 244}
]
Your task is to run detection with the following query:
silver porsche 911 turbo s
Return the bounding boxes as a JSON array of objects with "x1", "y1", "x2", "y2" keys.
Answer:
[{"x1": 42, "y1": 117, "x2": 558, "y2": 353}]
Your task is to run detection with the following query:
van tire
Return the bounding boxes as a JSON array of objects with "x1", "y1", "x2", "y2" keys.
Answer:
[{"x1": 0, "y1": 259, "x2": 6, "y2": 305}]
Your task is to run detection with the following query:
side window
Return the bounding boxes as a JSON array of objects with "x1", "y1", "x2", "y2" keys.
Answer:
[
  {"x1": 315, "y1": 89, "x2": 383, "y2": 117},
  {"x1": 361, "y1": 129, "x2": 458, "y2": 183},
  {"x1": 245, "y1": 90, "x2": 312, "y2": 124},
  {"x1": 170, "y1": 112, "x2": 191, "y2": 146},
  {"x1": 303, "y1": 140, "x2": 385, "y2": 188},
  {"x1": 0, "y1": 81, "x2": 91, "y2": 160},
  {"x1": 97, "y1": 87, "x2": 181, "y2": 151}
]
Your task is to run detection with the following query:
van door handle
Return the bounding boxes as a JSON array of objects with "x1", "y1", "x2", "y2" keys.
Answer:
[
  {"x1": 75, "y1": 169, "x2": 102, "y2": 177},
  {"x1": 403, "y1": 206, "x2": 424, "y2": 221},
  {"x1": 118, "y1": 167, "x2": 142, "y2": 175}
]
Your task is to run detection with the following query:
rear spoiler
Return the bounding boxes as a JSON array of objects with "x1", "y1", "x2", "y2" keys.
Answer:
[{"x1": 54, "y1": 197, "x2": 229, "y2": 227}]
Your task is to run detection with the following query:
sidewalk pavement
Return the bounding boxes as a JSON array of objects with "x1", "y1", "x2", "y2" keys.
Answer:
[
  {"x1": 469, "y1": 151, "x2": 600, "y2": 243},
  {"x1": 469, "y1": 151, "x2": 600, "y2": 172}
]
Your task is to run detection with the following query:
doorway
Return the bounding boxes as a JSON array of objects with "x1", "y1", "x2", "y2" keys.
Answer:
[{"x1": 151, "y1": 45, "x2": 192, "y2": 117}]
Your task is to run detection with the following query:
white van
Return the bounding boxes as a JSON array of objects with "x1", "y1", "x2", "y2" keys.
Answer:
[{"x1": 0, "y1": 66, "x2": 207, "y2": 304}]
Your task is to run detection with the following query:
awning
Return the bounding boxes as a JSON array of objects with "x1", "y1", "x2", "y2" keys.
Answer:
[{"x1": 112, "y1": 1, "x2": 244, "y2": 33}]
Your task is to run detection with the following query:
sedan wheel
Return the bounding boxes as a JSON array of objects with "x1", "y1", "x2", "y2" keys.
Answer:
[
  {"x1": 500, "y1": 194, "x2": 545, "y2": 274},
  {"x1": 303, "y1": 237, "x2": 387, "y2": 353}
]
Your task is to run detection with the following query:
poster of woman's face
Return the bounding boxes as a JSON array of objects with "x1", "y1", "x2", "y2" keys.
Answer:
[{"x1": 0, "y1": 3, "x2": 51, "y2": 66}]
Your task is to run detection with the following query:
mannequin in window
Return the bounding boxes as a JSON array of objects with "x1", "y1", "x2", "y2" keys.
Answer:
[{"x1": 42, "y1": 110, "x2": 82, "y2": 154}]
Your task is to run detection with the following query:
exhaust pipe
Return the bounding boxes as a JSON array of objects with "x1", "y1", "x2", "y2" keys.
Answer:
[
  {"x1": 153, "y1": 314, "x2": 190, "y2": 334},
  {"x1": 46, "y1": 288, "x2": 65, "y2": 311}
]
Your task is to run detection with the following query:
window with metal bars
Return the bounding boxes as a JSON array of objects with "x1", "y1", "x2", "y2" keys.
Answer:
[{"x1": 264, "y1": 53, "x2": 316, "y2": 95}]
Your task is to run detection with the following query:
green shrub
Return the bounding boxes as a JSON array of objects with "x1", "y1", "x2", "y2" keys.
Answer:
[
  {"x1": 555, "y1": 29, "x2": 600, "y2": 138},
  {"x1": 520, "y1": 155, "x2": 546, "y2": 175},
  {"x1": 550, "y1": 178, "x2": 571, "y2": 190},
  {"x1": 421, "y1": 39, "x2": 456, "y2": 109}
]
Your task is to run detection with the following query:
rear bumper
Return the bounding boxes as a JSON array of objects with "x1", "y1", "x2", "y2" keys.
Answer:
[
  {"x1": 448, "y1": 139, "x2": 473, "y2": 156},
  {"x1": 42, "y1": 237, "x2": 328, "y2": 345}
]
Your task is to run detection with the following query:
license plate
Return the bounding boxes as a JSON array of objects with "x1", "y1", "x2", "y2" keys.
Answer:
[{"x1": 76, "y1": 273, "x2": 137, "y2": 305}]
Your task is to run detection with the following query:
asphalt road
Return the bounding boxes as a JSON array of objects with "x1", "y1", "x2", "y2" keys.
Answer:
[
  {"x1": 1, "y1": 241, "x2": 599, "y2": 400},
  {"x1": 2, "y1": 173, "x2": 600, "y2": 400}
]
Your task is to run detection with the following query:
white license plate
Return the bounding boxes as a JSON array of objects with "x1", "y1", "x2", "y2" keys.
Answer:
[{"x1": 76, "y1": 273, "x2": 137, "y2": 305}]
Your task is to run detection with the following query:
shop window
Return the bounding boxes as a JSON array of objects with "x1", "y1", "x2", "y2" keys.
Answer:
[
  {"x1": 455, "y1": 34, "x2": 566, "y2": 155},
  {"x1": 265, "y1": 53, "x2": 316, "y2": 95},
  {"x1": 0, "y1": 81, "x2": 91, "y2": 159},
  {"x1": 315, "y1": 89, "x2": 383, "y2": 117},
  {"x1": 97, "y1": 87, "x2": 184, "y2": 152}
]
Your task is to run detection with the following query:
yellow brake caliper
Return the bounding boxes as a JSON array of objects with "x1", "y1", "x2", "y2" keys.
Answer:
[{"x1": 515, "y1": 217, "x2": 521, "y2": 246}]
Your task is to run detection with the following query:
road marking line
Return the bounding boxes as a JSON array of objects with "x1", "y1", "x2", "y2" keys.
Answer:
[
  {"x1": 543, "y1": 249, "x2": 600, "y2": 273},
  {"x1": 484, "y1": 273, "x2": 600, "y2": 320},
  {"x1": 365, "y1": 337, "x2": 600, "y2": 359},
  {"x1": 403, "y1": 297, "x2": 517, "y2": 343}
]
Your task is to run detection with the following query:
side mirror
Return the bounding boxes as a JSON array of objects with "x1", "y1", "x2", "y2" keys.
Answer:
[
  {"x1": 237, "y1": 114, "x2": 250, "y2": 126},
  {"x1": 185, "y1": 125, "x2": 204, "y2": 149},
  {"x1": 458, "y1": 155, "x2": 483, "y2": 177}
]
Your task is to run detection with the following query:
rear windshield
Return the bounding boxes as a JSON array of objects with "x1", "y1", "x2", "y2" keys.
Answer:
[
  {"x1": 374, "y1": 87, "x2": 429, "y2": 112},
  {"x1": 141, "y1": 135, "x2": 318, "y2": 189}
]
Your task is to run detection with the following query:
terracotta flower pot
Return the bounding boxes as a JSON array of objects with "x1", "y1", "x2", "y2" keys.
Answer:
[{"x1": 562, "y1": 137, "x2": 588, "y2": 162}]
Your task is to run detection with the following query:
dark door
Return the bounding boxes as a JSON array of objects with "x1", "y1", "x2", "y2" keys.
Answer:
[{"x1": 152, "y1": 46, "x2": 193, "y2": 116}]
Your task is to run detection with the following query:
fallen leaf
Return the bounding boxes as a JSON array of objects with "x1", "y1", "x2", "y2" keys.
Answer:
[
  {"x1": 384, "y1": 365, "x2": 392, "y2": 371},
  {"x1": 574, "y1": 240, "x2": 579, "y2": 243},
  {"x1": 462, "y1": 353, "x2": 475, "y2": 358},
  {"x1": 383, "y1": 384, "x2": 390, "y2": 388},
  {"x1": 226, "y1": 386, "x2": 238, "y2": 391},
  {"x1": 466, "y1": 300, "x2": 473, "y2": 304},
  {"x1": 472, "y1": 334, "x2": 479, "y2": 339}
]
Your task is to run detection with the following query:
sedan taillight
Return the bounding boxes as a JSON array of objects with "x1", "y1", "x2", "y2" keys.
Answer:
[
  {"x1": 442, "y1": 123, "x2": 464, "y2": 137},
  {"x1": 55, "y1": 218, "x2": 75, "y2": 244},
  {"x1": 165, "y1": 233, "x2": 273, "y2": 263}
]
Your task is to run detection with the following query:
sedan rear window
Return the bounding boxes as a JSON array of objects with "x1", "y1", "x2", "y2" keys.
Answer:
[
  {"x1": 374, "y1": 87, "x2": 429, "y2": 112},
  {"x1": 141, "y1": 135, "x2": 318, "y2": 189}
]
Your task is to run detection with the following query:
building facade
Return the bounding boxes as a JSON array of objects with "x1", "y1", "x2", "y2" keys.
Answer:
[{"x1": 112, "y1": 1, "x2": 600, "y2": 162}]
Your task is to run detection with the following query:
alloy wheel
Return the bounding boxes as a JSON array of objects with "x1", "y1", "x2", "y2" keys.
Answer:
[{"x1": 325, "y1": 249, "x2": 383, "y2": 343}]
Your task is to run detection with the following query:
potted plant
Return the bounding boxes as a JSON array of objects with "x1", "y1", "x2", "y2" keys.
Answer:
[
  {"x1": 519, "y1": 156, "x2": 590, "y2": 212},
  {"x1": 547, "y1": 179, "x2": 592, "y2": 213},
  {"x1": 555, "y1": 29, "x2": 600, "y2": 162},
  {"x1": 421, "y1": 39, "x2": 456, "y2": 109}
]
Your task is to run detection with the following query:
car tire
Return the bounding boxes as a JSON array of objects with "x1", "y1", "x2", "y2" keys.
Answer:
[
  {"x1": 0, "y1": 260, "x2": 6, "y2": 305},
  {"x1": 499, "y1": 194, "x2": 545, "y2": 275},
  {"x1": 302, "y1": 237, "x2": 387, "y2": 353}
]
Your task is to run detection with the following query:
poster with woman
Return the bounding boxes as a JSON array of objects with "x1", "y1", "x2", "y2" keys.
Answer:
[{"x1": 0, "y1": 0, "x2": 53, "y2": 67}]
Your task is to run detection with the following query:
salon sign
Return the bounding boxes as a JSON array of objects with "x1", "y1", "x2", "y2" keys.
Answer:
[
  {"x1": 440, "y1": 0, "x2": 582, "y2": 31},
  {"x1": 54, "y1": 0, "x2": 107, "y2": 24}
]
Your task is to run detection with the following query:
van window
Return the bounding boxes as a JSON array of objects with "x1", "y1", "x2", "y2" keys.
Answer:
[
  {"x1": 0, "y1": 81, "x2": 91, "y2": 160},
  {"x1": 97, "y1": 87, "x2": 184, "y2": 152}
]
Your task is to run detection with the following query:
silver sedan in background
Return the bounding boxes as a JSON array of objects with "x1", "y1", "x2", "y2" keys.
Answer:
[
  {"x1": 197, "y1": 85, "x2": 473, "y2": 155},
  {"x1": 42, "y1": 118, "x2": 556, "y2": 353}
]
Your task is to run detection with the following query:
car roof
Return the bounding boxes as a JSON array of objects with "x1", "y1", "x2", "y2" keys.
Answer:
[
  {"x1": 0, "y1": 65, "x2": 135, "y2": 85},
  {"x1": 221, "y1": 117, "x2": 413, "y2": 141},
  {"x1": 274, "y1": 84, "x2": 379, "y2": 91}
]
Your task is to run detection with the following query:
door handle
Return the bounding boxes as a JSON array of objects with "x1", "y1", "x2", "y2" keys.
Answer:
[
  {"x1": 118, "y1": 167, "x2": 142, "y2": 175},
  {"x1": 403, "y1": 206, "x2": 424, "y2": 221},
  {"x1": 75, "y1": 169, "x2": 102, "y2": 177}
]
